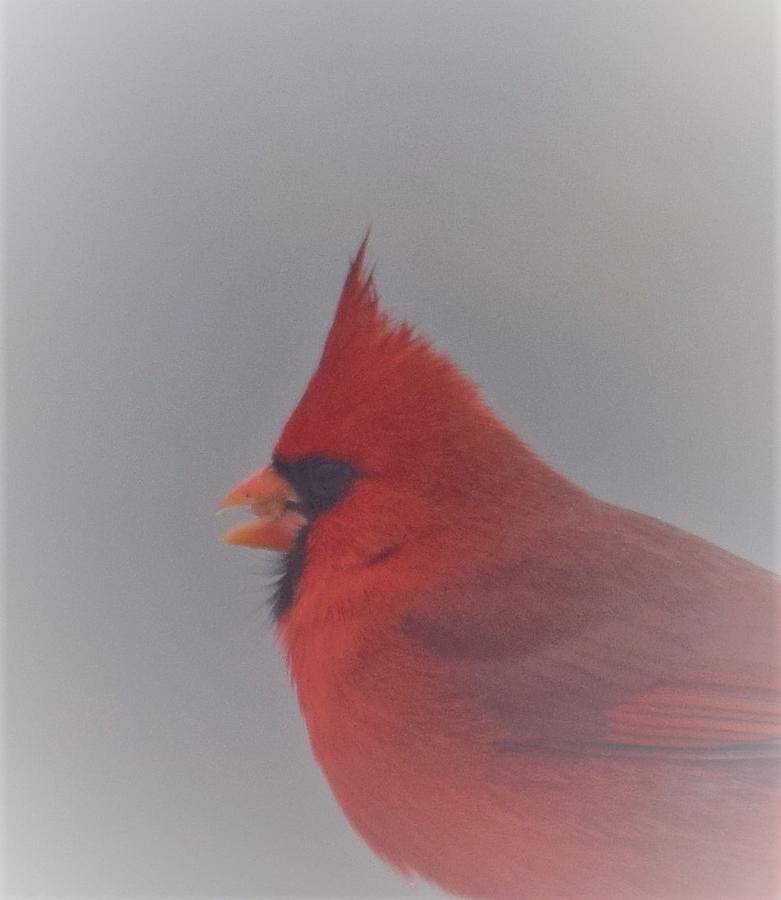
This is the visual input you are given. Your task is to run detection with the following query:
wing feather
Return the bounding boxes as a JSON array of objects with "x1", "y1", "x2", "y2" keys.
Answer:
[{"x1": 400, "y1": 501, "x2": 781, "y2": 759}]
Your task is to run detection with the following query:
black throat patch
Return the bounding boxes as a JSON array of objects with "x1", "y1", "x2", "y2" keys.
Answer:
[
  {"x1": 269, "y1": 454, "x2": 356, "y2": 620},
  {"x1": 270, "y1": 524, "x2": 310, "y2": 621}
]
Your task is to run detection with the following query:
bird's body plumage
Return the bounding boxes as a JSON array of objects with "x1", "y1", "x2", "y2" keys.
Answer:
[
  {"x1": 282, "y1": 478, "x2": 778, "y2": 898},
  {"x1": 222, "y1": 243, "x2": 779, "y2": 898}
]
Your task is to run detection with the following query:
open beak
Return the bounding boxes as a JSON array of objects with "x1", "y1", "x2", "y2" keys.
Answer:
[{"x1": 217, "y1": 464, "x2": 307, "y2": 550}]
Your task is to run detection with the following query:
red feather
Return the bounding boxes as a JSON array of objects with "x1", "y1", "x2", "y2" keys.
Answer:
[{"x1": 224, "y1": 245, "x2": 780, "y2": 898}]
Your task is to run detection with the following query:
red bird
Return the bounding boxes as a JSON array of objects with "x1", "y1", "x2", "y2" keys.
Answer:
[{"x1": 220, "y1": 241, "x2": 780, "y2": 899}]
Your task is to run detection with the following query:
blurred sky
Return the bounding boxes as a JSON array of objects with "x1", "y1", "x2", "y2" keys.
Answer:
[{"x1": 5, "y1": 1, "x2": 774, "y2": 897}]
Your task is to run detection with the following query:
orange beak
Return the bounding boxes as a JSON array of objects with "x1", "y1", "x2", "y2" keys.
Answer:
[{"x1": 217, "y1": 464, "x2": 307, "y2": 550}]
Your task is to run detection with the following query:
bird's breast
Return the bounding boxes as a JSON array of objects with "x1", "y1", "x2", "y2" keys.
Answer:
[
  {"x1": 281, "y1": 608, "x2": 780, "y2": 899},
  {"x1": 282, "y1": 612, "x2": 551, "y2": 893}
]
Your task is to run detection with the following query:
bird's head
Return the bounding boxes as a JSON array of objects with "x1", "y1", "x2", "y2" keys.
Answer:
[{"x1": 219, "y1": 240, "x2": 550, "y2": 622}]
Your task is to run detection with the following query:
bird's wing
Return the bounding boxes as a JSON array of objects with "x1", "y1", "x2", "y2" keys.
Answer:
[
  {"x1": 399, "y1": 504, "x2": 781, "y2": 759},
  {"x1": 605, "y1": 676, "x2": 780, "y2": 756}
]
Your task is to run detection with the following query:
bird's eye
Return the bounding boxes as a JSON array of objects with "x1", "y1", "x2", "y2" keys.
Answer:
[{"x1": 273, "y1": 454, "x2": 357, "y2": 518}]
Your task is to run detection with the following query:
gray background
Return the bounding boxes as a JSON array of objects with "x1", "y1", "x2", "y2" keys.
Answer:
[{"x1": 5, "y1": 1, "x2": 774, "y2": 897}]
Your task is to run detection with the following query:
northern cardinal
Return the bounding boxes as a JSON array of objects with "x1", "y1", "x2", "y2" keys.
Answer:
[{"x1": 220, "y1": 240, "x2": 779, "y2": 899}]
